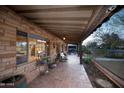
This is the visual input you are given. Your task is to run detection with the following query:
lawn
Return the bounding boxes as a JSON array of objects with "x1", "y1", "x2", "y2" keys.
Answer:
[{"x1": 96, "y1": 60, "x2": 124, "y2": 80}]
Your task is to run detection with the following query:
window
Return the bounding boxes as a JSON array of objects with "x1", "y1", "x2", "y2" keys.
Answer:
[
  {"x1": 16, "y1": 31, "x2": 28, "y2": 65},
  {"x1": 28, "y1": 34, "x2": 46, "y2": 62}
]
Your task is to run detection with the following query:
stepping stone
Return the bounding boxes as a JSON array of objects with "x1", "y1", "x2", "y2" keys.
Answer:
[{"x1": 95, "y1": 78, "x2": 113, "y2": 88}]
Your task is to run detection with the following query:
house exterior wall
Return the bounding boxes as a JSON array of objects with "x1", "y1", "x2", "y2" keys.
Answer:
[{"x1": 0, "y1": 6, "x2": 66, "y2": 83}]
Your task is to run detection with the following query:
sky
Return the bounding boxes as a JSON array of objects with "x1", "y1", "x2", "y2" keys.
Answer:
[{"x1": 82, "y1": 8, "x2": 124, "y2": 46}]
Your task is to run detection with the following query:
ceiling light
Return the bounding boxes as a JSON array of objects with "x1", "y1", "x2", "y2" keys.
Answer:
[{"x1": 63, "y1": 37, "x2": 66, "y2": 40}]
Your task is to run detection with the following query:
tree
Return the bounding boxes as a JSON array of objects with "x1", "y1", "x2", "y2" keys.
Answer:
[
  {"x1": 93, "y1": 8, "x2": 124, "y2": 48},
  {"x1": 82, "y1": 45, "x2": 91, "y2": 54},
  {"x1": 101, "y1": 33, "x2": 120, "y2": 49},
  {"x1": 86, "y1": 42, "x2": 97, "y2": 49}
]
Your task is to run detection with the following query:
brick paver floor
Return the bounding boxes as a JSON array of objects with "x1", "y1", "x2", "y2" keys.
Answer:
[{"x1": 29, "y1": 54, "x2": 92, "y2": 88}]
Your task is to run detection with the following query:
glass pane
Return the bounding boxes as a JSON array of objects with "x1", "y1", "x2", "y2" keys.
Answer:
[
  {"x1": 29, "y1": 38, "x2": 46, "y2": 62},
  {"x1": 16, "y1": 31, "x2": 28, "y2": 65}
]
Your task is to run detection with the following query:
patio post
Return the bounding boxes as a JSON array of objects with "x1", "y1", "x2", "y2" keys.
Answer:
[{"x1": 79, "y1": 42, "x2": 83, "y2": 64}]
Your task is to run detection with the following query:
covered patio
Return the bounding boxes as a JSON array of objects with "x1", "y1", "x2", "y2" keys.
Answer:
[{"x1": 0, "y1": 5, "x2": 123, "y2": 88}]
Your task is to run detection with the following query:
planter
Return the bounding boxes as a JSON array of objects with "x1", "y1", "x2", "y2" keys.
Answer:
[
  {"x1": 48, "y1": 63, "x2": 57, "y2": 69},
  {"x1": 0, "y1": 75, "x2": 27, "y2": 88}
]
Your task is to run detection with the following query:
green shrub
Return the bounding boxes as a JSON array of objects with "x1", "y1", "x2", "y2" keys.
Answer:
[
  {"x1": 82, "y1": 46, "x2": 91, "y2": 54},
  {"x1": 42, "y1": 57, "x2": 49, "y2": 63},
  {"x1": 83, "y1": 54, "x2": 93, "y2": 64}
]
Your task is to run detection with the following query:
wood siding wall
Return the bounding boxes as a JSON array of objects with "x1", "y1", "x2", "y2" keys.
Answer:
[{"x1": 0, "y1": 6, "x2": 66, "y2": 83}]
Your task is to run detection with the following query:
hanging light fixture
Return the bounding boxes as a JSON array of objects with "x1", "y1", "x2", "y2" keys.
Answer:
[{"x1": 63, "y1": 37, "x2": 66, "y2": 40}]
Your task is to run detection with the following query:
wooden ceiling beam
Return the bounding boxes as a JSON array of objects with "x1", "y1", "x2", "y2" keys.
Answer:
[
  {"x1": 40, "y1": 26, "x2": 85, "y2": 29},
  {"x1": 37, "y1": 23, "x2": 87, "y2": 26},
  {"x1": 35, "y1": 22, "x2": 88, "y2": 25},
  {"x1": 39, "y1": 25, "x2": 85, "y2": 28},
  {"x1": 28, "y1": 17, "x2": 90, "y2": 21},
  {"x1": 46, "y1": 30, "x2": 83, "y2": 32},
  {"x1": 41, "y1": 28, "x2": 84, "y2": 31},
  {"x1": 15, "y1": 6, "x2": 96, "y2": 13},
  {"x1": 43, "y1": 29, "x2": 82, "y2": 34},
  {"x1": 44, "y1": 28, "x2": 84, "y2": 31}
]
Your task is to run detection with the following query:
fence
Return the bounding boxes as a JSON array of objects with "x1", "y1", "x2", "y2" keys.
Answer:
[{"x1": 91, "y1": 49, "x2": 124, "y2": 58}]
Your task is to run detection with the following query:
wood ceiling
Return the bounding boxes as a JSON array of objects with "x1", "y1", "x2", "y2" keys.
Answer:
[{"x1": 9, "y1": 5, "x2": 115, "y2": 43}]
